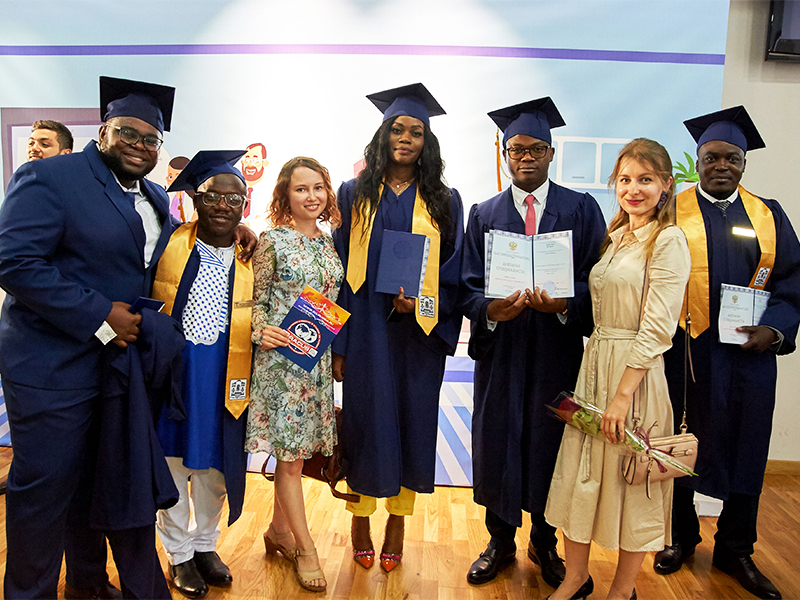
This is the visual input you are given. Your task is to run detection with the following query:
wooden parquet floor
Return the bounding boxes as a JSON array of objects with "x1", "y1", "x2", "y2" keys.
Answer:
[{"x1": 0, "y1": 447, "x2": 797, "y2": 599}]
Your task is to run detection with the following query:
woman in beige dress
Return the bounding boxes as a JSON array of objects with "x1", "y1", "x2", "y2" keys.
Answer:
[{"x1": 544, "y1": 139, "x2": 691, "y2": 600}]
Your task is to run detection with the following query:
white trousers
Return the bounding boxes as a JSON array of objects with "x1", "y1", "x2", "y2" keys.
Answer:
[{"x1": 156, "y1": 456, "x2": 227, "y2": 565}]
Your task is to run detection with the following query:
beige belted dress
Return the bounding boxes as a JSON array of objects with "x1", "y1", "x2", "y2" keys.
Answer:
[{"x1": 545, "y1": 222, "x2": 690, "y2": 552}]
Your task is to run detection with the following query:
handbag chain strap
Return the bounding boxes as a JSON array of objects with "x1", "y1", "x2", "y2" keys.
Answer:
[{"x1": 632, "y1": 257, "x2": 651, "y2": 428}]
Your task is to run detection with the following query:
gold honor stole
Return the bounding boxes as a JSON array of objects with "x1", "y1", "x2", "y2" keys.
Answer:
[
  {"x1": 676, "y1": 185, "x2": 776, "y2": 338},
  {"x1": 346, "y1": 183, "x2": 441, "y2": 335},
  {"x1": 152, "y1": 222, "x2": 254, "y2": 419}
]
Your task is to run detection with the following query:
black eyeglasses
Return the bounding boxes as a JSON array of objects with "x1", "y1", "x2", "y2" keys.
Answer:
[
  {"x1": 195, "y1": 192, "x2": 246, "y2": 208},
  {"x1": 506, "y1": 144, "x2": 551, "y2": 160},
  {"x1": 106, "y1": 124, "x2": 163, "y2": 151}
]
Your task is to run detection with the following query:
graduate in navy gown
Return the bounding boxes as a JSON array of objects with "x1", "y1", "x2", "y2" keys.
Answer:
[
  {"x1": 653, "y1": 107, "x2": 800, "y2": 600},
  {"x1": 331, "y1": 83, "x2": 464, "y2": 573},
  {"x1": 153, "y1": 151, "x2": 253, "y2": 598},
  {"x1": 459, "y1": 97, "x2": 606, "y2": 588}
]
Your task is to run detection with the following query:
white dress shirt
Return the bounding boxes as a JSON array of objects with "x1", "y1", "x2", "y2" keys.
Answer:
[
  {"x1": 510, "y1": 179, "x2": 550, "y2": 234},
  {"x1": 95, "y1": 160, "x2": 163, "y2": 344}
]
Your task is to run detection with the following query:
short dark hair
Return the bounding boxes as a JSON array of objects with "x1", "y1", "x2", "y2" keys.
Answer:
[{"x1": 31, "y1": 120, "x2": 74, "y2": 151}]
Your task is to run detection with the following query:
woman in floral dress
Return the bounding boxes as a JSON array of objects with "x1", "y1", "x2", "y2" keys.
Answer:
[{"x1": 245, "y1": 157, "x2": 343, "y2": 593}]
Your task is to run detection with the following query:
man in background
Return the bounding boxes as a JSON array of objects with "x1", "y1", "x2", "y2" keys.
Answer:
[{"x1": 27, "y1": 119, "x2": 73, "y2": 161}]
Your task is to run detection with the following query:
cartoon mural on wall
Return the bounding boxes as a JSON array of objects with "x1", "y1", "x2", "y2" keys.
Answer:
[{"x1": 239, "y1": 142, "x2": 269, "y2": 232}]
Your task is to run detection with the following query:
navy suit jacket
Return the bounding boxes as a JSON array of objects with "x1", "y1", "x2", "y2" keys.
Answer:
[{"x1": 0, "y1": 141, "x2": 176, "y2": 390}]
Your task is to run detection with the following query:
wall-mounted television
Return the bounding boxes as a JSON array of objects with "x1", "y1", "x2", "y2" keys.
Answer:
[{"x1": 767, "y1": 0, "x2": 800, "y2": 61}]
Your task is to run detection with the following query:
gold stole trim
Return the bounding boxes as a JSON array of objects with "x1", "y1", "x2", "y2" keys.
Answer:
[
  {"x1": 345, "y1": 184, "x2": 441, "y2": 335},
  {"x1": 676, "y1": 185, "x2": 776, "y2": 338},
  {"x1": 152, "y1": 222, "x2": 254, "y2": 419}
]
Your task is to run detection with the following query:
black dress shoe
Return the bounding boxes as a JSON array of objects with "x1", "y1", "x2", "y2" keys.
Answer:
[
  {"x1": 712, "y1": 553, "x2": 782, "y2": 599},
  {"x1": 527, "y1": 541, "x2": 566, "y2": 588},
  {"x1": 170, "y1": 559, "x2": 209, "y2": 598},
  {"x1": 467, "y1": 543, "x2": 516, "y2": 585},
  {"x1": 541, "y1": 576, "x2": 593, "y2": 600},
  {"x1": 64, "y1": 581, "x2": 123, "y2": 600},
  {"x1": 653, "y1": 542, "x2": 695, "y2": 575},
  {"x1": 194, "y1": 550, "x2": 233, "y2": 586}
]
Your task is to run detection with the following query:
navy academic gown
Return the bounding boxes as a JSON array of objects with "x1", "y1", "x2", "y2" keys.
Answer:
[
  {"x1": 459, "y1": 183, "x2": 606, "y2": 526},
  {"x1": 332, "y1": 180, "x2": 464, "y2": 497},
  {"x1": 156, "y1": 249, "x2": 249, "y2": 525},
  {"x1": 665, "y1": 189, "x2": 800, "y2": 500},
  {"x1": 92, "y1": 308, "x2": 185, "y2": 531}
]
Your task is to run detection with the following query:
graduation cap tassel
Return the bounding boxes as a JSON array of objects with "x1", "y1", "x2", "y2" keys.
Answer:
[{"x1": 495, "y1": 129, "x2": 502, "y2": 192}]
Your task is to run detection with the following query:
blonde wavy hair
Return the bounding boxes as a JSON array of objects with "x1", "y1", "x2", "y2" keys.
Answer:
[{"x1": 601, "y1": 138, "x2": 676, "y2": 258}]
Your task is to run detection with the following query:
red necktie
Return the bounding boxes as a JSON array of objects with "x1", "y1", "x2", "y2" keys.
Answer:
[{"x1": 524, "y1": 194, "x2": 537, "y2": 235}]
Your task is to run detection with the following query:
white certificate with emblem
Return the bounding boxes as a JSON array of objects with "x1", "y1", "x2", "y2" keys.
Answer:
[
  {"x1": 485, "y1": 230, "x2": 533, "y2": 298},
  {"x1": 718, "y1": 283, "x2": 771, "y2": 344},
  {"x1": 484, "y1": 229, "x2": 574, "y2": 299}
]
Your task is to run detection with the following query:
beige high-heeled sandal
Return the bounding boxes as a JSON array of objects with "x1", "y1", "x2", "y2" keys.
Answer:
[
  {"x1": 263, "y1": 524, "x2": 296, "y2": 565},
  {"x1": 294, "y1": 547, "x2": 327, "y2": 593}
]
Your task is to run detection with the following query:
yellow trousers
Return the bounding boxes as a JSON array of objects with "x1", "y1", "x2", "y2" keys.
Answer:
[{"x1": 345, "y1": 485, "x2": 416, "y2": 517}]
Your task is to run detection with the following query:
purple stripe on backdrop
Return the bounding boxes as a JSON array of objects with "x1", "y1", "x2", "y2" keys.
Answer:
[{"x1": 0, "y1": 43, "x2": 725, "y2": 65}]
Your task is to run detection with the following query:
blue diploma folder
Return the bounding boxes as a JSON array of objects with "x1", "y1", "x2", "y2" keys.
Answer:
[
  {"x1": 275, "y1": 287, "x2": 350, "y2": 373},
  {"x1": 128, "y1": 297, "x2": 165, "y2": 313},
  {"x1": 374, "y1": 230, "x2": 429, "y2": 298}
]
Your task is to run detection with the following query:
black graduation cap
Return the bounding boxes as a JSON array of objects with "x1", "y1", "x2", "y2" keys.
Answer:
[
  {"x1": 684, "y1": 105, "x2": 765, "y2": 153},
  {"x1": 167, "y1": 150, "x2": 246, "y2": 193},
  {"x1": 100, "y1": 76, "x2": 176, "y2": 133},
  {"x1": 366, "y1": 83, "x2": 446, "y2": 127},
  {"x1": 488, "y1": 97, "x2": 566, "y2": 146}
]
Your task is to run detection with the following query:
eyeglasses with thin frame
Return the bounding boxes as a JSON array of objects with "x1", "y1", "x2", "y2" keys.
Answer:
[
  {"x1": 195, "y1": 192, "x2": 246, "y2": 208},
  {"x1": 505, "y1": 144, "x2": 551, "y2": 160},
  {"x1": 105, "y1": 124, "x2": 163, "y2": 151}
]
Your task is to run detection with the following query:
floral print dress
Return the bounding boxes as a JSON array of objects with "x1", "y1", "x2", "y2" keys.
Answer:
[{"x1": 245, "y1": 226, "x2": 344, "y2": 461}]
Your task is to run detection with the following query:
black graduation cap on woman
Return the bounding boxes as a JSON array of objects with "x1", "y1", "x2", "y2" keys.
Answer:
[{"x1": 366, "y1": 82, "x2": 446, "y2": 126}]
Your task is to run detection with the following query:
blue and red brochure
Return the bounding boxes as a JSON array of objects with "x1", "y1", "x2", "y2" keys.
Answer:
[{"x1": 276, "y1": 286, "x2": 350, "y2": 372}]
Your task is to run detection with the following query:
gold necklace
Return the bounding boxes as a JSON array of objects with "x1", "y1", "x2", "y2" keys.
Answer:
[{"x1": 385, "y1": 177, "x2": 414, "y2": 195}]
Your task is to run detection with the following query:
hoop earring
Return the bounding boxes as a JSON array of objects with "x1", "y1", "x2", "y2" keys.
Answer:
[{"x1": 656, "y1": 191, "x2": 668, "y2": 210}]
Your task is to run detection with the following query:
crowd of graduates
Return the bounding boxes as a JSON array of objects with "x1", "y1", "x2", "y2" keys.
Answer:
[{"x1": 0, "y1": 76, "x2": 797, "y2": 600}]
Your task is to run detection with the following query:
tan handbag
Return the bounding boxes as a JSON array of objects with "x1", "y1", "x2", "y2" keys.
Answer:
[
  {"x1": 621, "y1": 427, "x2": 698, "y2": 498},
  {"x1": 620, "y1": 256, "x2": 698, "y2": 499}
]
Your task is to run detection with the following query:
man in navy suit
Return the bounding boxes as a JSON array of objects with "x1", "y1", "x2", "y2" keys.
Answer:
[
  {"x1": 460, "y1": 98, "x2": 606, "y2": 591},
  {"x1": 0, "y1": 76, "x2": 180, "y2": 599}
]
